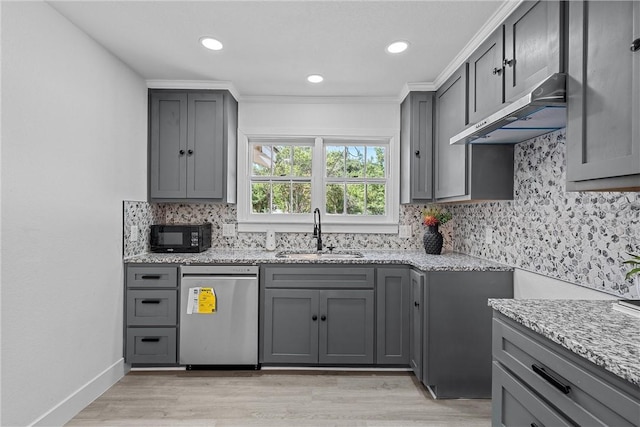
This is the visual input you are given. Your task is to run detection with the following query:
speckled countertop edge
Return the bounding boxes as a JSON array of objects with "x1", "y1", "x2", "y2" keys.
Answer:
[
  {"x1": 124, "y1": 249, "x2": 513, "y2": 272},
  {"x1": 489, "y1": 299, "x2": 640, "y2": 387}
]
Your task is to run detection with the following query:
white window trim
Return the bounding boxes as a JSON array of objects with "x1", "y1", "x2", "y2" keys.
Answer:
[{"x1": 237, "y1": 128, "x2": 400, "y2": 234}]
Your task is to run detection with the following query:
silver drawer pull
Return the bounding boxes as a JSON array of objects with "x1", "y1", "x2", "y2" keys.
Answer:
[{"x1": 532, "y1": 364, "x2": 571, "y2": 394}]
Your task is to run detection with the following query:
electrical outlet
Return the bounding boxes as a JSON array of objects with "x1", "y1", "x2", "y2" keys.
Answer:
[
  {"x1": 485, "y1": 227, "x2": 493, "y2": 244},
  {"x1": 130, "y1": 225, "x2": 139, "y2": 242},
  {"x1": 222, "y1": 223, "x2": 236, "y2": 237},
  {"x1": 398, "y1": 225, "x2": 412, "y2": 239}
]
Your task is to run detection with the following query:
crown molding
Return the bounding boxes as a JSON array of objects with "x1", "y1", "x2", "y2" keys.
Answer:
[
  {"x1": 146, "y1": 80, "x2": 241, "y2": 100},
  {"x1": 238, "y1": 95, "x2": 399, "y2": 104},
  {"x1": 433, "y1": 0, "x2": 523, "y2": 89}
]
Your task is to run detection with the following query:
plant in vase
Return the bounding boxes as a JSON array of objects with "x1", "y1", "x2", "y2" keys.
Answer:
[
  {"x1": 623, "y1": 252, "x2": 640, "y2": 298},
  {"x1": 421, "y1": 205, "x2": 452, "y2": 255}
]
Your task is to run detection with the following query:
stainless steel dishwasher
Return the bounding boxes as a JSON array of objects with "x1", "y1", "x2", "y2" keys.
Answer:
[{"x1": 179, "y1": 265, "x2": 259, "y2": 367}]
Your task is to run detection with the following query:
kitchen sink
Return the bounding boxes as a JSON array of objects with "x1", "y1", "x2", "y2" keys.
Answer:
[{"x1": 275, "y1": 250, "x2": 364, "y2": 260}]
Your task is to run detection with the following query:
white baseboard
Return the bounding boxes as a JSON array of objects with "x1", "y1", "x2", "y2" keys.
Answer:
[{"x1": 30, "y1": 358, "x2": 129, "y2": 427}]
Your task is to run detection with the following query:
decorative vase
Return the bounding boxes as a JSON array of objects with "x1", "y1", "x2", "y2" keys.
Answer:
[{"x1": 423, "y1": 225, "x2": 443, "y2": 255}]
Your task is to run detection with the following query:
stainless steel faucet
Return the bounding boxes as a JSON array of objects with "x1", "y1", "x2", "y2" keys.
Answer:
[{"x1": 313, "y1": 208, "x2": 323, "y2": 251}]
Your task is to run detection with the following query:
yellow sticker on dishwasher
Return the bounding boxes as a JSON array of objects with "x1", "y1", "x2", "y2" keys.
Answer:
[{"x1": 198, "y1": 287, "x2": 216, "y2": 313}]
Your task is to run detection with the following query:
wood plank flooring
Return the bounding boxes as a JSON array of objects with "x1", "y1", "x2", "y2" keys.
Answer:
[{"x1": 66, "y1": 370, "x2": 491, "y2": 426}]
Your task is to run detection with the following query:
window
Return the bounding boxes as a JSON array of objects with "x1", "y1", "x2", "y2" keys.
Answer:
[
  {"x1": 238, "y1": 134, "x2": 398, "y2": 233},
  {"x1": 250, "y1": 140, "x2": 313, "y2": 214}
]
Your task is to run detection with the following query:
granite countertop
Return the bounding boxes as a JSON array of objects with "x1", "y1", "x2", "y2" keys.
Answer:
[
  {"x1": 124, "y1": 249, "x2": 513, "y2": 272},
  {"x1": 489, "y1": 299, "x2": 640, "y2": 387}
]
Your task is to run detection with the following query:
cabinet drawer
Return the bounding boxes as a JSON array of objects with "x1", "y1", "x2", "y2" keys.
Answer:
[
  {"x1": 492, "y1": 361, "x2": 572, "y2": 427},
  {"x1": 126, "y1": 266, "x2": 177, "y2": 288},
  {"x1": 126, "y1": 327, "x2": 176, "y2": 364},
  {"x1": 126, "y1": 290, "x2": 177, "y2": 326},
  {"x1": 493, "y1": 318, "x2": 640, "y2": 426},
  {"x1": 263, "y1": 266, "x2": 374, "y2": 289}
]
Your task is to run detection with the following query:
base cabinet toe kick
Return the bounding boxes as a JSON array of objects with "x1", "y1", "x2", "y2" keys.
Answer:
[{"x1": 491, "y1": 314, "x2": 640, "y2": 427}]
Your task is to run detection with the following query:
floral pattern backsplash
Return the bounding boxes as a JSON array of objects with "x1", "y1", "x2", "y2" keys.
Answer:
[
  {"x1": 448, "y1": 129, "x2": 639, "y2": 298},
  {"x1": 123, "y1": 129, "x2": 639, "y2": 297}
]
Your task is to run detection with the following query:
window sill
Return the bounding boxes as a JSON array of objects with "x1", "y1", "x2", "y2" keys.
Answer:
[{"x1": 237, "y1": 222, "x2": 399, "y2": 234}]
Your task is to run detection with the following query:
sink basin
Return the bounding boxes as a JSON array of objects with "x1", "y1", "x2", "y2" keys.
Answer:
[{"x1": 276, "y1": 250, "x2": 364, "y2": 260}]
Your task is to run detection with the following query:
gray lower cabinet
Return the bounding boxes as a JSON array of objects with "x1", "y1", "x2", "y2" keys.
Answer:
[
  {"x1": 148, "y1": 89, "x2": 238, "y2": 202},
  {"x1": 492, "y1": 314, "x2": 640, "y2": 426},
  {"x1": 400, "y1": 91, "x2": 435, "y2": 203},
  {"x1": 125, "y1": 265, "x2": 179, "y2": 365},
  {"x1": 409, "y1": 269, "x2": 425, "y2": 379},
  {"x1": 435, "y1": 65, "x2": 514, "y2": 202},
  {"x1": 421, "y1": 271, "x2": 514, "y2": 398},
  {"x1": 261, "y1": 265, "x2": 375, "y2": 365},
  {"x1": 566, "y1": 1, "x2": 640, "y2": 191},
  {"x1": 375, "y1": 267, "x2": 410, "y2": 365}
]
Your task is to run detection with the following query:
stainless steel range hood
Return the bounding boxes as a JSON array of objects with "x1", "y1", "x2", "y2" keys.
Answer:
[{"x1": 450, "y1": 73, "x2": 566, "y2": 145}]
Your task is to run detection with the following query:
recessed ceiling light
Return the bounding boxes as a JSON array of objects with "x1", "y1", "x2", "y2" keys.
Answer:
[
  {"x1": 307, "y1": 74, "x2": 324, "y2": 83},
  {"x1": 386, "y1": 41, "x2": 409, "y2": 54},
  {"x1": 200, "y1": 37, "x2": 223, "y2": 51}
]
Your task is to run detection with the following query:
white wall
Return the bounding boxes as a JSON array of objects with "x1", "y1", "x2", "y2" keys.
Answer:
[
  {"x1": 514, "y1": 269, "x2": 618, "y2": 300},
  {"x1": 1, "y1": 2, "x2": 147, "y2": 425}
]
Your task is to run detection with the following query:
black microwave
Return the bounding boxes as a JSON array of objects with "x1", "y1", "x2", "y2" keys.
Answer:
[{"x1": 150, "y1": 223, "x2": 212, "y2": 253}]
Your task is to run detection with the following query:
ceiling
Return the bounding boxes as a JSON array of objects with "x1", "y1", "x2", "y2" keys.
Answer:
[{"x1": 49, "y1": 1, "x2": 516, "y2": 99}]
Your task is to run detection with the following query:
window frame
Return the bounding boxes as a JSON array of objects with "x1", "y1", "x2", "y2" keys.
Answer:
[{"x1": 237, "y1": 130, "x2": 399, "y2": 234}]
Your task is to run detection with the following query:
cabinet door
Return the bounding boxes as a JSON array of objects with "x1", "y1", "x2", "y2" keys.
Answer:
[
  {"x1": 567, "y1": 1, "x2": 640, "y2": 189},
  {"x1": 468, "y1": 28, "x2": 504, "y2": 124},
  {"x1": 435, "y1": 65, "x2": 469, "y2": 200},
  {"x1": 409, "y1": 270, "x2": 424, "y2": 379},
  {"x1": 263, "y1": 289, "x2": 319, "y2": 364},
  {"x1": 319, "y1": 290, "x2": 374, "y2": 364},
  {"x1": 187, "y1": 92, "x2": 224, "y2": 199},
  {"x1": 149, "y1": 92, "x2": 188, "y2": 199},
  {"x1": 375, "y1": 267, "x2": 410, "y2": 365},
  {"x1": 503, "y1": 0, "x2": 562, "y2": 102},
  {"x1": 400, "y1": 92, "x2": 434, "y2": 202}
]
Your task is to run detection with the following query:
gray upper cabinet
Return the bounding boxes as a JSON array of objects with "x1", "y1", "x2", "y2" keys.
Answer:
[
  {"x1": 149, "y1": 89, "x2": 238, "y2": 202},
  {"x1": 468, "y1": 28, "x2": 505, "y2": 124},
  {"x1": 503, "y1": 0, "x2": 563, "y2": 102},
  {"x1": 435, "y1": 65, "x2": 515, "y2": 202},
  {"x1": 375, "y1": 267, "x2": 410, "y2": 365},
  {"x1": 400, "y1": 92, "x2": 434, "y2": 203},
  {"x1": 468, "y1": 1, "x2": 564, "y2": 123},
  {"x1": 566, "y1": 1, "x2": 640, "y2": 191},
  {"x1": 435, "y1": 65, "x2": 469, "y2": 200}
]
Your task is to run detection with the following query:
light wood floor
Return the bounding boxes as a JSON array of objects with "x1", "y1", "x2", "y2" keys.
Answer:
[{"x1": 66, "y1": 370, "x2": 491, "y2": 426}]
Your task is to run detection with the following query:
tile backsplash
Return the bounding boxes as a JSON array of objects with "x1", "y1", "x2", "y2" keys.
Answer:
[
  {"x1": 448, "y1": 129, "x2": 639, "y2": 298},
  {"x1": 123, "y1": 129, "x2": 639, "y2": 297}
]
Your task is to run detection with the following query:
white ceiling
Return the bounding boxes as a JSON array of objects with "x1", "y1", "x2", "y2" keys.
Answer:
[{"x1": 49, "y1": 1, "x2": 518, "y2": 99}]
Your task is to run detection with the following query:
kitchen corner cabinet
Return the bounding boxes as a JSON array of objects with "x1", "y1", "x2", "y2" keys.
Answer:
[
  {"x1": 492, "y1": 314, "x2": 640, "y2": 426},
  {"x1": 409, "y1": 269, "x2": 425, "y2": 379},
  {"x1": 261, "y1": 266, "x2": 375, "y2": 365},
  {"x1": 566, "y1": 1, "x2": 640, "y2": 191},
  {"x1": 420, "y1": 271, "x2": 513, "y2": 399},
  {"x1": 124, "y1": 265, "x2": 179, "y2": 365},
  {"x1": 400, "y1": 92, "x2": 435, "y2": 203},
  {"x1": 148, "y1": 89, "x2": 238, "y2": 202},
  {"x1": 435, "y1": 65, "x2": 515, "y2": 202},
  {"x1": 375, "y1": 267, "x2": 410, "y2": 365},
  {"x1": 468, "y1": 0, "x2": 564, "y2": 123}
]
